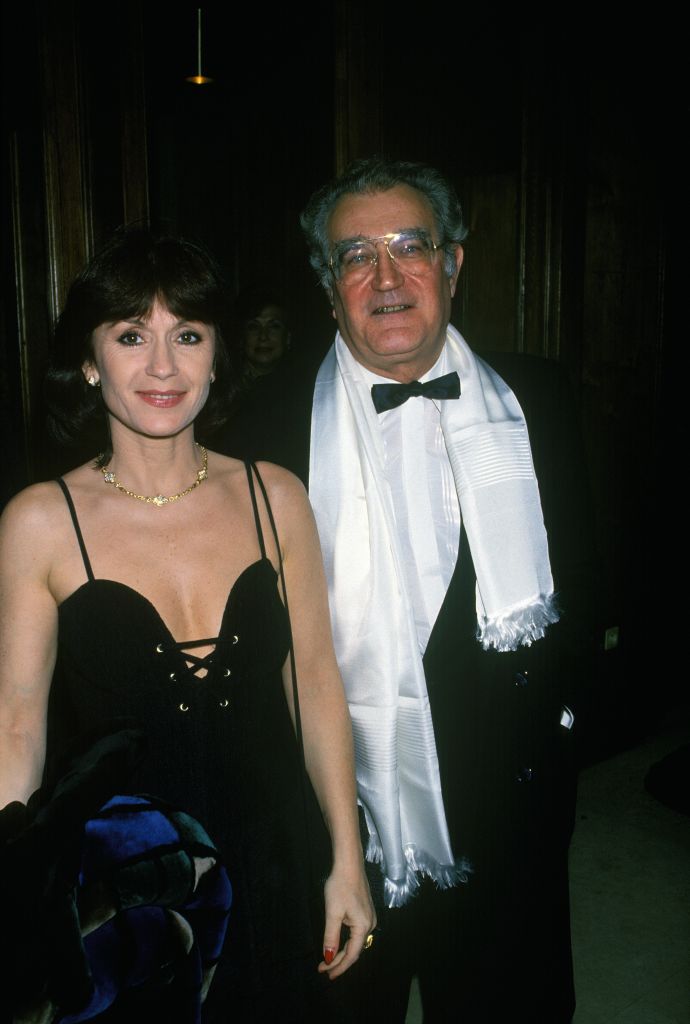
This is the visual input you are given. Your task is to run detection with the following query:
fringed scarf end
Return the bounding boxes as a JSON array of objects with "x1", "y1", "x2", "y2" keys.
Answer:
[
  {"x1": 478, "y1": 593, "x2": 560, "y2": 652},
  {"x1": 376, "y1": 847, "x2": 474, "y2": 908},
  {"x1": 365, "y1": 832, "x2": 384, "y2": 865}
]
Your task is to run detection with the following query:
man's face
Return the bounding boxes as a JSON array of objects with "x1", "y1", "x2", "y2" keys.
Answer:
[{"x1": 327, "y1": 185, "x2": 463, "y2": 382}]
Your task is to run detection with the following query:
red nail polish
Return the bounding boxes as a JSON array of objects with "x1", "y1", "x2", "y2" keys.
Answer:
[{"x1": 324, "y1": 947, "x2": 336, "y2": 965}]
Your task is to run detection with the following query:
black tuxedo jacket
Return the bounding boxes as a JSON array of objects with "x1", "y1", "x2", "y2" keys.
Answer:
[
  {"x1": 217, "y1": 347, "x2": 598, "y2": 808},
  {"x1": 216, "y1": 346, "x2": 599, "y2": 1016}
]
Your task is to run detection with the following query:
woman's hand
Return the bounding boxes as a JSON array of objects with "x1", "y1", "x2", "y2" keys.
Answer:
[{"x1": 318, "y1": 864, "x2": 377, "y2": 979}]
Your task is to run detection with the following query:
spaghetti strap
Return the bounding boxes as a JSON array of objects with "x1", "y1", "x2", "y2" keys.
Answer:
[
  {"x1": 244, "y1": 461, "x2": 306, "y2": 776},
  {"x1": 244, "y1": 461, "x2": 268, "y2": 561},
  {"x1": 55, "y1": 478, "x2": 95, "y2": 582},
  {"x1": 244, "y1": 461, "x2": 301, "y2": 744},
  {"x1": 244, "y1": 459, "x2": 319, "y2": 938}
]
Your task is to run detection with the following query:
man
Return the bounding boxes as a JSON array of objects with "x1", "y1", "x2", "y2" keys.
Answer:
[{"x1": 224, "y1": 157, "x2": 597, "y2": 1022}]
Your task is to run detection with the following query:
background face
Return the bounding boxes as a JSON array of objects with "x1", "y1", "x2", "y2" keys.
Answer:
[{"x1": 242, "y1": 304, "x2": 290, "y2": 373}]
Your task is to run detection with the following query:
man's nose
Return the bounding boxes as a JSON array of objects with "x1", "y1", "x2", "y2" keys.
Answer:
[{"x1": 371, "y1": 245, "x2": 404, "y2": 290}]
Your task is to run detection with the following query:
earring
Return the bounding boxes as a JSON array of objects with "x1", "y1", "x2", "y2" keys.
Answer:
[
  {"x1": 87, "y1": 375, "x2": 100, "y2": 387},
  {"x1": 210, "y1": 372, "x2": 216, "y2": 383}
]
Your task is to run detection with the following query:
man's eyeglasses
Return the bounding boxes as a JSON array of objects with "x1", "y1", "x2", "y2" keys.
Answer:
[{"x1": 328, "y1": 230, "x2": 443, "y2": 283}]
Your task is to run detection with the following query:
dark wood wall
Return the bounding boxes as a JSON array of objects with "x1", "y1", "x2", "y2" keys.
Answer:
[
  {"x1": 1, "y1": 3, "x2": 677, "y2": 749},
  {"x1": 2, "y1": 0, "x2": 150, "y2": 493}
]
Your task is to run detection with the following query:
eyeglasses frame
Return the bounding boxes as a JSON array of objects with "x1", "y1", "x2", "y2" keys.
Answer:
[{"x1": 328, "y1": 229, "x2": 445, "y2": 282}]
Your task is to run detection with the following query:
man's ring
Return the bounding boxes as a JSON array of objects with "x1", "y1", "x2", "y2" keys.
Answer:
[{"x1": 364, "y1": 933, "x2": 374, "y2": 950}]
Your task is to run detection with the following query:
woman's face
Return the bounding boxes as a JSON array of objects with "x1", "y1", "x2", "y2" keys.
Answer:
[
  {"x1": 83, "y1": 299, "x2": 216, "y2": 441},
  {"x1": 242, "y1": 304, "x2": 289, "y2": 373}
]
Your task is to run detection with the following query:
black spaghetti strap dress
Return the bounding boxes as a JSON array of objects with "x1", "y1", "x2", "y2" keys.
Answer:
[{"x1": 45, "y1": 462, "x2": 333, "y2": 1023}]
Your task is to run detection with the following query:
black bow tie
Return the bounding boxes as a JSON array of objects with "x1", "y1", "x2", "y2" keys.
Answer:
[{"x1": 370, "y1": 371, "x2": 461, "y2": 413}]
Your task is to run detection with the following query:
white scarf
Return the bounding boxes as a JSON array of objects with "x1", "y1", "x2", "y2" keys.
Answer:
[{"x1": 309, "y1": 325, "x2": 559, "y2": 906}]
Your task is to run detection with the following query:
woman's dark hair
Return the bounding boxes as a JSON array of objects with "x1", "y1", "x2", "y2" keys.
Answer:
[
  {"x1": 45, "y1": 226, "x2": 236, "y2": 456},
  {"x1": 233, "y1": 282, "x2": 290, "y2": 328}
]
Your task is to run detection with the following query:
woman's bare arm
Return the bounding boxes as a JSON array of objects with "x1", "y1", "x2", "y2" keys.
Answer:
[
  {"x1": 0, "y1": 486, "x2": 60, "y2": 808},
  {"x1": 258, "y1": 463, "x2": 376, "y2": 979}
]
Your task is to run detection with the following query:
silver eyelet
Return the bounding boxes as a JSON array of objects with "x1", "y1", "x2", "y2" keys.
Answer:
[
  {"x1": 219, "y1": 698, "x2": 230, "y2": 708},
  {"x1": 178, "y1": 702, "x2": 190, "y2": 712}
]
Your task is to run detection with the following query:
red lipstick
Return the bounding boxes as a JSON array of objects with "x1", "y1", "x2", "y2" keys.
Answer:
[{"x1": 137, "y1": 390, "x2": 186, "y2": 408}]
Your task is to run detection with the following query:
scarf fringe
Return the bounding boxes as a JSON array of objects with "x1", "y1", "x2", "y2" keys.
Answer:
[
  {"x1": 477, "y1": 594, "x2": 560, "y2": 652},
  {"x1": 366, "y1": 835, "x2": 473, "y2": 908}
]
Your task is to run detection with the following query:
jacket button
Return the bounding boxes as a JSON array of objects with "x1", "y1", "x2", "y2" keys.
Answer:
[
  {"x1": 516, "y1": 767, "x2": 533, "y2": 783},
  {"x1": 514, "y1": 671, "x2": 529, "y2": 687}
]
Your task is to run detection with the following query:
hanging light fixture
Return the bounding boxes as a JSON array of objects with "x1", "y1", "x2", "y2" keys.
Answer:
[{"x1": 185, "y1": 8, "x2": 213, "y2": 85}]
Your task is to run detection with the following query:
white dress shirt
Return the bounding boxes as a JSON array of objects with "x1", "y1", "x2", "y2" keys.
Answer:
[{"x1": 361, "y1": 347, "x2": 461, "y2": 652}]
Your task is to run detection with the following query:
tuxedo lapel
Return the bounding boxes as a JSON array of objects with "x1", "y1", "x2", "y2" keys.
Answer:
[{"x1": 424, "y1": 525, "x2": 477, "y2": 681}]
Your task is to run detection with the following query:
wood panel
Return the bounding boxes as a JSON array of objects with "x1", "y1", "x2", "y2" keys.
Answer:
[
  {"x1": 40, "y1": 1, "x2": 91, "y2": 324},
  {"x1": 1, "y1": 0, "x2": 151, "y2": 494}
]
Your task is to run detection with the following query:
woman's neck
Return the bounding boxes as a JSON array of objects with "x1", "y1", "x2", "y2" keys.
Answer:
[{"x1": 103, "y1": 426, "x2": 205, "y2": 498}]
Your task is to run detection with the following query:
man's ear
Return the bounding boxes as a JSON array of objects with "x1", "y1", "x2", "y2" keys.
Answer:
[{"x1": 448, "y1": 245, "x2": 464, "y2": 299}]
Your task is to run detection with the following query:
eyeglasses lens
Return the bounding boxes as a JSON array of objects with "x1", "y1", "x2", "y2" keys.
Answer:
[{"x1": 333, "y1": 232, "x2": 437, "y2": 280}]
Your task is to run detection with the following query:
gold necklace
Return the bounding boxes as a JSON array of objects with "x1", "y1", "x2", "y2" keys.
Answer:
[{"x1": 100, "y1": 443, "x2": 208, "y2": 507}]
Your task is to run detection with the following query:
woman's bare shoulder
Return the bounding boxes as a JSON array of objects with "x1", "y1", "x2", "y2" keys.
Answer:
[
  {"x1": 0, "y1": 480, "x2": 74, "y2": 576},
  {"x1": 1, "y1": 479, "x2": 65, "y2": 527},
  {"x1": 253, "y1": 465, "x2": 320, "y2": 555},
  {"x1": 208, "y1": 452, "x2": 308, "y2": 505},
  {"x1": 252, "y1": 460, "x2": 308, "y2": 495},
  {"x1": 251, "y1": 460, "x2": 311, "y2": 517},
  {"x1": 0, "y1": 460, "x2": 97, "y2": 540},
  {"x1": 206, "y1": 450, "x2": 248, "y2": 476}
]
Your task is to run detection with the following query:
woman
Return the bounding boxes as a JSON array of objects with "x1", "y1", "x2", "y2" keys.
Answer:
[
  {"x1": 234, "y1": 283, "x2": 292, "y2": 387},
  {"x1": 0, "y1": 228, "x2": 375, "y2": 1022}
]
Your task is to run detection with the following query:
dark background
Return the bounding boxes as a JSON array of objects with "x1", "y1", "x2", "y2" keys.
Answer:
[{"x1": 1, "y1": 3, "x2": 681, "y2": 759}]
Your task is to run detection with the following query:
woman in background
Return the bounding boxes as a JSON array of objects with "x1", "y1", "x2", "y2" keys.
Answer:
[{"x1": 234, "y1": 283, "x2": 293, "y2": 388}]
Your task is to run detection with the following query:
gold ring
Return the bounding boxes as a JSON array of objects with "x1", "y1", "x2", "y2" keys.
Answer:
[{"x1": 364, "y1": 933, "x2": 374, "y2": 950}]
